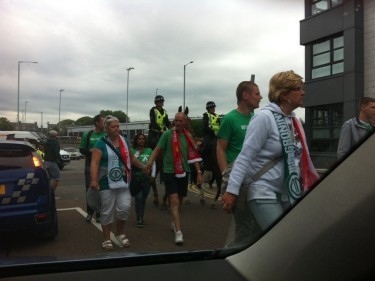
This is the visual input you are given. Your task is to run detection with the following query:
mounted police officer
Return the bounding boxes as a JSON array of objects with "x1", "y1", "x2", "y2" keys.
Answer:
[
  {"x1": 201, "y1": 101, "x2": 220, "y2": 160},
  {"x1": 148, "y1": 95, "x2": 171, "y2": 149}
]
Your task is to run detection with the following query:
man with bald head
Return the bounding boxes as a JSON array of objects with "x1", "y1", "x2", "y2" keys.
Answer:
[{"x1": 147, "y1": 112, "x2": 203, "y2": 245}]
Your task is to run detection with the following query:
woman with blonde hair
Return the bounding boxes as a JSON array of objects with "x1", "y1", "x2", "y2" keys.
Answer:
[
  {"x1": 222, "y1": 70, "x2": 319, "y2": 231},
  {"x1": 90, "y1": 115, "x2": 146, "y2": 250}
]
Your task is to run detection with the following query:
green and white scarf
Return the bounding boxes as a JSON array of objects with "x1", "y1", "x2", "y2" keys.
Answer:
[
  {"x1": 273, "y1": 112, "x2": 302, "y2": 204},
  {"x1": 100, "y1": 136, "x2": 131, "y2": 189}
]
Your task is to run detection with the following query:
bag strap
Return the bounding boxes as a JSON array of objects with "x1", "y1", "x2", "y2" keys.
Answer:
[
  {"x1": 252, "y1": 156, "x2": 282, "y2": 182},
  {"x1": 101, "y1": 137, "x2": 126, "y2": 166}
]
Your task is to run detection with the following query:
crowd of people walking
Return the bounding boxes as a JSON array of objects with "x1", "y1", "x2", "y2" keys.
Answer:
[{"x1": 71, "y1": 70, "x2": 374, "y2": 251}]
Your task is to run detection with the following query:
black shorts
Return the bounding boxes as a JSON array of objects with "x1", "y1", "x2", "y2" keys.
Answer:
[{"x1": 163, "y1": 173, "x2": 189, "y2": 197}]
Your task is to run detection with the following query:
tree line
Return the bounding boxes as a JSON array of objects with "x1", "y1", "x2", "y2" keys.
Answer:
[{"x1": 0, "y1": 110, "x2": 205, "y2": 138}]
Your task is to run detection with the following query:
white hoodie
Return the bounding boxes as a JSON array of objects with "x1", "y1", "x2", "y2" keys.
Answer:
[{"x1": 226, "y1": 103, "x2": 303, "y2": 201}]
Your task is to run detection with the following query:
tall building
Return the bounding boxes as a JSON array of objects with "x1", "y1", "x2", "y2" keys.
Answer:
[{"x1": 301, "y1": 0, "x2": 374, "y2": 169}]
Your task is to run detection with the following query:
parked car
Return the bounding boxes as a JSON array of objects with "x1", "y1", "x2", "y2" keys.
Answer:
[
  {"x1": 58, "y1": 149, "x2": 70, "y2": 170},
  {"x1": 63, "y1": 147, "x2": 83, "y2": 160},
  {"x1": 0, "y1": 140, "x2": 58, "y2": 240}
]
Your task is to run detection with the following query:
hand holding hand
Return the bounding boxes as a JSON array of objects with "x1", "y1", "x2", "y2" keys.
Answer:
[{"x1": 144, "y1": 162, "x2": 152, "y2": 175}]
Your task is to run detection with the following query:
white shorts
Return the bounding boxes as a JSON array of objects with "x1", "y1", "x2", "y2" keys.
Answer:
[{"x1": 99, "y1": 188, "x2": 131, "y2": 225}]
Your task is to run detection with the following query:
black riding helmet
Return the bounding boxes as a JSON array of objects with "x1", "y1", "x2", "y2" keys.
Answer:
[
  {"x1": 154, "y1": 95, "x2": 165, "y2": 104},
  {"x1": 206, "y1": 101, "x2": 216, "y2": 110}
]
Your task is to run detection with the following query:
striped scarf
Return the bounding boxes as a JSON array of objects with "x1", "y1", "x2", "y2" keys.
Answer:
[
  {"x1": 273, "y1": 113, "x2": 319, "y2": 204},
  {"x1": 172, "y1": 128, "x2": 202, "y2": 178}
]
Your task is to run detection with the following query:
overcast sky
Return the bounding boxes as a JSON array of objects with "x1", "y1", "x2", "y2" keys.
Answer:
[{"x1": 0, "y1": 0, "x2": 305, "y2": 128}]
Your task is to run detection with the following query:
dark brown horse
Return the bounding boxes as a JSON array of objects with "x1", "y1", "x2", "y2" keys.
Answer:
[{"x1": 200, "y1": 137, "x2": 223, "y2": 208}]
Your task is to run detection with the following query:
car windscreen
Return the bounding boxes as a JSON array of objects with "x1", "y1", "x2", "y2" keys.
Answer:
[{"x1": 0, "y1": 145, "x2": 34, "y2": 170}]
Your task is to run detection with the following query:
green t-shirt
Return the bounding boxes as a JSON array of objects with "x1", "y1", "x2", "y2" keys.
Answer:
[
  {"x1": 131, "y1": 147, "x2": 153, "y2": 180},
  {"x1": 80, "y1": 129, "x2": 106, "y2": 165},
  {"x1": 157, "y1": 129, "x2": 191, "y2": 174},
  {"x1": 80, "y1": 130, "x2": 106, "y2": 150},
  {"x1": 217, "y1": 109, "x2": 254, "y2": 164}
]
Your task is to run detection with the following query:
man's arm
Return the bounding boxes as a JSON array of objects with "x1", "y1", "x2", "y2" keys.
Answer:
[
  {"x1": 54, "y1": 140, "x2": 61, "y2": 160},
  {"x1": 79, "y1": 131, "x2": 91, "y2": 156},
  {"x1": 145, "y1": 146, "x2": 162, "y2": 174},
  {"x1": 337, "y1": 122, "x2": 352, "y2": 160},
  {"x1": 194, "y1": 161, "x2": 204, "y2": 185},
  {"x1": 217, "y1": 138, "x2": 228, "y2": 174}
]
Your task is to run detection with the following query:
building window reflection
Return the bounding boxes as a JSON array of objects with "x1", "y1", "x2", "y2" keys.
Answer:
[
  {"x1": 310, "y1": 103, "x2": 343, "y2": 153},
  {"x1": 311, "y1": 0, "x2": 343, "y2": 15},
  {"x1": 311, "y1": 34, "x2": 344, "y2": 79}
]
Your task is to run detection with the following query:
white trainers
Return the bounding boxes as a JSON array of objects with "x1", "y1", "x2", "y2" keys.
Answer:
[{"x1": 175, "y1": 231, "x2": 184, "y2": 245}]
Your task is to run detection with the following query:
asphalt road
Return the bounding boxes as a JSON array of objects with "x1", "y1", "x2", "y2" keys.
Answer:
[{"x1": 1, "y1": 158, "x2": 233, "y2": 259}]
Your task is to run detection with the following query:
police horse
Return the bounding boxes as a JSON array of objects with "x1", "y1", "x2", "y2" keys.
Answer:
[{"x1": 200, "y1": 137, "x2": 223, "y2": 208}]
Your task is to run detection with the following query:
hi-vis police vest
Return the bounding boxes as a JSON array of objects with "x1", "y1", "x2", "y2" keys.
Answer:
[
  {"x1": 208, "y1": 112, "x2": 219, "y2": 135},
  {"x1": 154, "y1": 108, "x2": 168, "y2": 131}
]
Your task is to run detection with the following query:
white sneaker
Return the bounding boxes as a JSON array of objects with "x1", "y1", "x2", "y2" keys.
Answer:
[
  {"x1": 175, "y1": 231, "x2": 184, "y2": 245},
  {"x1": 171, "y1": 222, "x2": 176, "y2": 233}
]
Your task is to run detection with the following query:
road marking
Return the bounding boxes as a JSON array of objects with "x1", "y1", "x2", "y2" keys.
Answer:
[
  {"x1": 57, "y1": 207, "x2": 123, "y2": 248},
  {"x1": 188, "y1": 184, "x2": 222, "y2": 200}
]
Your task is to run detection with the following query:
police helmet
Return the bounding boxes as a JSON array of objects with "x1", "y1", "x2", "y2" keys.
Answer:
[
  {"x1": 154, "y1": 95, "x2": 165, "y2": 104},
  {"x1": 206, "y1": 101, "x2": 216, "y2": 110}
]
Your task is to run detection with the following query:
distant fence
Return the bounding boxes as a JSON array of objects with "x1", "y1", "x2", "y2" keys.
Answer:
[{"x1": 58, "y1": 136, "x2": 81, "y2": 144}]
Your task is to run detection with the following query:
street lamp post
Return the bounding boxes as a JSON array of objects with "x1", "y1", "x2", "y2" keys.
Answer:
[
  {"x1": 24, "y1": 101, "x2": 28, "y2": 123},
  {"x1": 183, "y1": 61, "x2": 194, "y2": 111},
  {"x1": 17, "y1": 61, "x2": 38, "y2": 129},
  {"x1": 40, "y1": 112, "x2": 43, "y2": 130},
  {"x1": 59, "y1": 89, "x2": 64, "y2": 135},
  {"x1": 125, "y1": 67, "x2": 134, "y2": 137}
]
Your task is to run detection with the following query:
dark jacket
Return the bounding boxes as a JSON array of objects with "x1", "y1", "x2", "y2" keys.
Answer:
[{"x1": 44, "y1": 138, "x2": 61, "y2": 162}]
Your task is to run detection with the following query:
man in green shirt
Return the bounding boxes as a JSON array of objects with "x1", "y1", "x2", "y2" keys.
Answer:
[
  {"x1": 217, "y1": 81, "x2": 263, "y2": 247},
  {"x1": 146, "y1": 112, "x2": 203, "y2": 245},
  {"x1": 79, "y1": 114, "x2": 106, "y2": 223}
]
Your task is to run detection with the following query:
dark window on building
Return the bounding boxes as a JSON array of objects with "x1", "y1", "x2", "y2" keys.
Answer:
[
  {"x1": 311, "y1": 35, "x2": 344, "y2": 79},
  {"x1": 311, "y1": 0, "x2": 343, "y2": 15},
  {"x1": 310, "y1": 103, "x2": 343, "y2": 153}
]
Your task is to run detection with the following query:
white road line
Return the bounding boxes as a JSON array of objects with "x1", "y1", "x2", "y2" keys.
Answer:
[
  {"x1": 188, "y1": 185, "x2": 222, "y2": 200},
  {"x1": 57, "y1": 207, "x2": 123, "y2": 248}
]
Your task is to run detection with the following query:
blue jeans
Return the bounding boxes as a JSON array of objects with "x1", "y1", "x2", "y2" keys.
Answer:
[
  {"x1": 250, "y1": 199, "x2": 290, "y2": 231},
  {"x1": 227, "y1": 201, "x2": 262, "y2": 248},
  {"x1": 134, "y1": 180, "x2": 151, "y2": 218}
]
